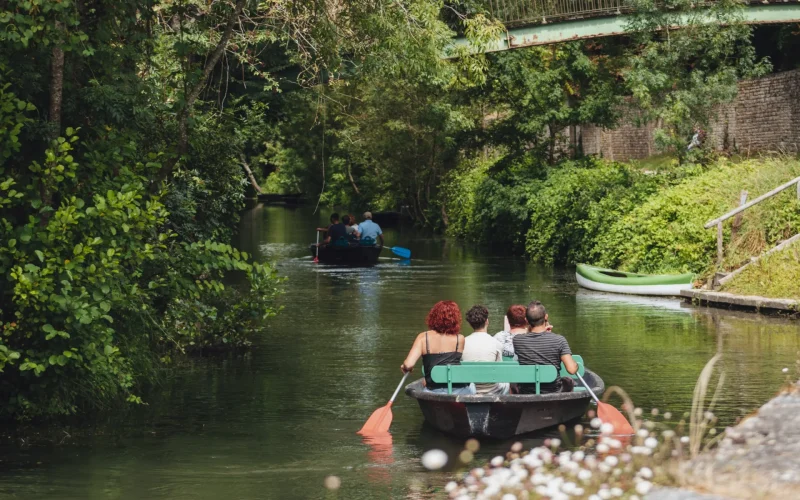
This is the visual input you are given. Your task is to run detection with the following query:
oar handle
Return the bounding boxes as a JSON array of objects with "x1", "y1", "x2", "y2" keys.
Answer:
[
  {"x1": 389, "y1": 372, "x2": 410, "y2": 403},
  {"x1": 575, "y1": 371, "x2": 601, "y2": 405}
]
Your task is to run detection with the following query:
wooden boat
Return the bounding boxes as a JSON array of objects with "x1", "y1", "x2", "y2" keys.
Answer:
[
  {"x1": 576, "y1": 264, "x2": 694, "y2": 296},
  {"x1": 404, "y1": 369, "x2": 604, "y2": 439},
  {"x1": 309, "y1": 243, "x2": 382, "y2": 266}
]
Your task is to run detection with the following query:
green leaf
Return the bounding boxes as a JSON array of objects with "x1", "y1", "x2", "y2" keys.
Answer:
[
  {"x1": 107, "y1": 248, "x2": 115, "y2": 257},
  {"x1": 74, "y1": 243, "x2": 83, "y2": 255},
  {"x1": 34, "y1": 250, "x2": 44, "y2": 262},
  {"x1": 104, "y1": 345, "x2": 113, "y2": 356}
]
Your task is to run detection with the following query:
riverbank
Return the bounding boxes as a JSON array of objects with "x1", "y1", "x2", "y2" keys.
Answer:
[
  {"x1": 444, "y1": 155, "x2": 800, "y2": 281},
  {"x1": 440, "y1": 380, "x2": 800, "y2": 499}
]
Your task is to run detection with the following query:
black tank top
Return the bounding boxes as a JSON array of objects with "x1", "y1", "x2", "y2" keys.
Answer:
[{"x1": 422, "y1": 331, "x2": 466, "y2": 390}]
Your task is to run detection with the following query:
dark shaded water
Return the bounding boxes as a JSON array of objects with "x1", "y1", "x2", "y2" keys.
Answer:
[{"x1": 1, "y1": 205, "x2": 799, "y2": 499}]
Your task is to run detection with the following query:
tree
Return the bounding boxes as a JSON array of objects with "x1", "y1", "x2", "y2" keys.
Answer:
[
  {"x1": 483, "y1": 42, "x2": 623, "y2": 164},
  {"x1": 624, "y1": 0, "x2": 770, "y2": 154}
]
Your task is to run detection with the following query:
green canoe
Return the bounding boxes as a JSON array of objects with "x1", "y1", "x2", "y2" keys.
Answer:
[{"x1": 576, "y1": 264, "x2": 695, "y2": 296}]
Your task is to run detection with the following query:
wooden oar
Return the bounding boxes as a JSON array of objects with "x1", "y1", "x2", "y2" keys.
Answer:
[
  {"x1": 358, "y1": 373, "x2": 409, "y2": 434},
  {"x1": 575, "y1": 372, "x2": 634, "y2": 435}
]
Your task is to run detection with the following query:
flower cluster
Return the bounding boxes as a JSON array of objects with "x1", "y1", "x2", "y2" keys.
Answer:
[{"x1": 441, "y1": 409, "x2": 699, "y2": 499}]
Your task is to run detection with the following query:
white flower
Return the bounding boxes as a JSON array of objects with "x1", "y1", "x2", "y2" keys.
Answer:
[
  {"x1": 600, "y1": 422, "x2": 615, "y2": 435},
  {"x1": 680, "y1": 436, "x2": 690, "y2": 444},
  {"x1": 502, "y1": 494, "x2": 518, "y2": 500},
  {"x1": 644, "y1": 437, "x2": 659, "y2": 449},
  {"x1": 631, "y1": 446, "x2": 652, "y2": 456},
  {"x1": 598, "y1": 462, "x2": 612, "y2": 474},
  {"x1": 572, "y1": 451, "x2": 585, "y2": 462},
  {"x1": 473, "y1": 467, "x2": 485, "y2": 478},
  {"x1": 638, "y1": 467, "x2": 653, "y2": 479},
  {"x1": 662, "y1": 430, "x2": 676, "y2": 440},
  {"x1": 782, "y1": 367, "x2": 789, "y2": 373},
  {"x1": 633, "y1": 407, "x2": 643, "y2": 417},
  {"x1": 610, "y1": 487, "x2": 624, "y2": 497},
  {"x1": 445, "y1": 481, "x2": 458, "y2": 493},
  {"x1": 604, "y1": 456, "x2": 619, "y2": 467},
  {"x1": 651, "y1": 408, "x2": 659, "y2": 416},
  {"x1": 636, "y1": 429, "x2": 649, "y2": 439},
  {"x1": 620, "y1": 453, "x2": 632, "y2": 463},
  {"x1": 421, "y1": 449, "x2": 448, "y2": 470},
  {"x1": 550, "y1": 438, "x2": 562, "y2": 448},
  {"x1": 588, "y1": 495, "x2": 602, "y2": 500},
  {"x1": 613, "y1": 468, "x2": 622, "y2": 477},
  {"x1": 562, "y1": 481, "x2": 578, "y2": 494},
  {"x1": 630, "y1": 496, "x2": 640, "y2": 500},
  {"x1": 590, "y1": 417, "x2": 603, "y2": 429},
  {"x1": 605, "y1": 438, "x2": 622, "y2": 449},
  {"x1": 596, "y1": 443, "x2": 610, "y2": 454},
  {"x1": 704, "y1": 411, "x2": 715, "y2": 421},
  {"x1": 663, "y1": 412, "x2": 672, "y2": 420},
  {"x1": 490, "y1": 455, "x2": 504, "y2": 467},
  {"x1": 598, "y1": 488, "x2": 612, "y2": 499},
  {"x1": 578, "y1": 469, "x2": 593, "y2": 482},
  {"x1": 635, "y1": 480, "x2": 653, "y2": 495}
]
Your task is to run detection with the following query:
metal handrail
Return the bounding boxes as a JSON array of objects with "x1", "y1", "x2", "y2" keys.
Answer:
[
  {"x1": 705, "y1": 175, "x2": 800, "y2": 266},
  {"x1": 704, "y1": 176, "x2": 800, "y2": 229}
]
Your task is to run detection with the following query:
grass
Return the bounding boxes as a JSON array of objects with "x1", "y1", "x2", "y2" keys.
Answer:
[{"x1": 722, "y1": 240, "x2": 800, "y2": 299}]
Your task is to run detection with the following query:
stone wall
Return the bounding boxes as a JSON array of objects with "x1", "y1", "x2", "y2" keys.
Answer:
[{"x1": 581, "y1": 69, "x2": 800, "y2": 160}]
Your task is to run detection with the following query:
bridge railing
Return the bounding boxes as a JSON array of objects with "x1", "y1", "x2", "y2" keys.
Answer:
[{"x1": 486, "y1": 0, "x2": 631, "y2": 26}]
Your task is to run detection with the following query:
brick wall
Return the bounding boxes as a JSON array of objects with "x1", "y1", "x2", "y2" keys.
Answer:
[{"x1": 581, "y1": 69, "x2": 800, "y2": 160}]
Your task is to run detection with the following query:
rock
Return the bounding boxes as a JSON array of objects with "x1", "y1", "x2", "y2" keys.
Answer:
[{"x1": 680, "y1": 384, "x2": 800, "y2": 499}]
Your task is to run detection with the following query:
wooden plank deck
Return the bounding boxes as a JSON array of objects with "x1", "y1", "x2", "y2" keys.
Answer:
[{"x1": 680, "y1": 290, "x2": 799, "y2": 315}]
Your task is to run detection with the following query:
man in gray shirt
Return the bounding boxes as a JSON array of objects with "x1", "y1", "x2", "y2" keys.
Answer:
[{"x1": 513, "y1": 301, "x2": 579, "y2": 394}]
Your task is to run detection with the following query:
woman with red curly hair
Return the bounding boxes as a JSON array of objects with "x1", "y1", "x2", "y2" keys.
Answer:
[{"x1": 400, "y1": 301, "x2": 476, "y2": 395}]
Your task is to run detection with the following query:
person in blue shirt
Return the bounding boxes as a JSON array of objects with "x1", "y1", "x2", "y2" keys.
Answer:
[{"x1": 358, "y1": 211, "x2": 383, "y2": 247}]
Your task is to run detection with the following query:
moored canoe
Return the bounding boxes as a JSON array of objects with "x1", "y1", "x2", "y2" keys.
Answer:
[
  {"x1": 404, "y1": 369, "x2": 605, "y2": 439},
  {"x1": 576, "y1": 264, "x2": 694, "y2": 296}
]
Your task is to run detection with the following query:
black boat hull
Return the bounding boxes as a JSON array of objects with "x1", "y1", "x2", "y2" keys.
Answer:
[
  {"x1": 405, "y1": 369, "x2": 605, "y2": 439},
  {"x1": 309, "y1": 244, "x2": 382, "y2": 266}
]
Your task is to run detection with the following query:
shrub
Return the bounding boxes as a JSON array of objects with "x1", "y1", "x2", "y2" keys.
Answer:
[
  {"x1": 594, "y1": 157, "x2": 800, "y2": 275},
  {"x1": 525, "y1": 158, "x2": 661, "y2": 265}
]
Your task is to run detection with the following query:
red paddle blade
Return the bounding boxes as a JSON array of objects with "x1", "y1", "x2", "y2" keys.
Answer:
[
  {"x1": 598, "y1": 402, "x2": 634, "y2": 435},
  {"x1": 313, "y1": 257, "x2": 319, "y2": 263},
  {"x1": 358, "y1": 402, "x2": 394, "y2": 434}
]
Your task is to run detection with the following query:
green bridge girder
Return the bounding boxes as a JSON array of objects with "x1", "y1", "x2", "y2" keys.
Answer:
[{"x1": 447, "y1": 4, "x2": 800, "y2": 56}]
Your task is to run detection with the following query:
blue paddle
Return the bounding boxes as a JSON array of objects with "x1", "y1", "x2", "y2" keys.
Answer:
[{"x1": 387, "y1": 246, "x2": 411, "y2": 259}]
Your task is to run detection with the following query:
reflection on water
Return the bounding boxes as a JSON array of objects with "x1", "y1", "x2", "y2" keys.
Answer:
[{"x1": 0, "y1": 205, "x2": 798, "y2": 499}]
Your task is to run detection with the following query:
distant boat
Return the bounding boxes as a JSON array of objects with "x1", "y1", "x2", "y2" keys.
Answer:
[
  {"x1": 576, "y1": 264, "x2": 695, "y2": 296},
  {"x1": 309, "y1": 244, "x2": 382, "y2": 266}
]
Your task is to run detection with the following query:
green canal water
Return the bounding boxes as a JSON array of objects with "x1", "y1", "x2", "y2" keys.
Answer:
[{"x1": 1, "y1": 205, "x2": 799, "y2": 499}]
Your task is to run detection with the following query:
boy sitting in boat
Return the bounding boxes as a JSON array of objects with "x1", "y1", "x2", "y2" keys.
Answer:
[
  {"x1": 513, "y1": 301, "x2": 579, "y2": 394},
  {"x1": 462, "y1": 305, "x2": 509, "y2": 395}
]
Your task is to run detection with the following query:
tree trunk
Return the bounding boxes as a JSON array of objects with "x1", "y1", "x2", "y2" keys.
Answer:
[
  {"x1": 347, "y1": 163, "x2": 360, "y2": 195},
  {"x1": 240, "y1": 155, "x2": 263, "y2": 193},
  {"x1": 42, "y1": 32, "x2": 65, "y2": 221},
  {"x1": 548, "y1": 126, "x2": 557, "y2": 164},
  {"x1": 48, "y1": 39, "x2": 65, "y2": 141}
]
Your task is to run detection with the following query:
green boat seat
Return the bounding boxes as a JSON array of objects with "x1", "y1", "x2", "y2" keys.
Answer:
[
  {"x1": 429, "y1": 355, "x2": 587, "y2": 394},
  {"x1": 560, "y1": 354, "x2": 585, "y2": 378},
  {"x1": 430, "y1": 364, "x2": 558, "y2": 395}
]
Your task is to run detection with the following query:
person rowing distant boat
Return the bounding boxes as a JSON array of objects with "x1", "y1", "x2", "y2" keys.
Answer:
[{"x1": 322, "y1": 212, "x2": 347, "y2": 246}]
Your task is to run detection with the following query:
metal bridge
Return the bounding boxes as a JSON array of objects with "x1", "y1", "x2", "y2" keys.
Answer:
[{"x1": 448, "y1": 1, "x2": 800, "y2": 55}]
